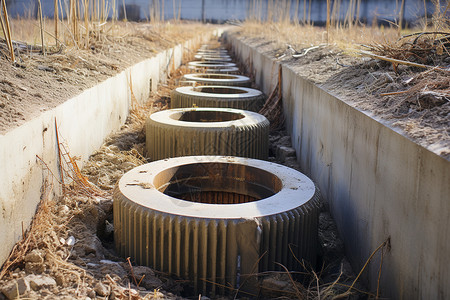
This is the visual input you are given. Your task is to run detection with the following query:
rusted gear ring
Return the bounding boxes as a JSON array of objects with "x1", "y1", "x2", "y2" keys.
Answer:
[
  {"x1": 171, "y1": 86, "x2": 265, "y2": 112},
  {"x1": 114, "y1": 156, "x2": 320, "y2": 296}
]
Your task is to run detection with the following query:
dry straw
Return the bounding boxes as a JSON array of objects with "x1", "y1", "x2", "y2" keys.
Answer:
[{"x1": 0, "y1": 0, "x2": 15, "y2": 62}]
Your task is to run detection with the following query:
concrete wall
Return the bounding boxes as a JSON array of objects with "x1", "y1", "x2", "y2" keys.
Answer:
[
  {"x1": 0, "y1": 30, "x2": 217, "y2": 267},
  {"x1": 226, "y1": 33, "x2": 450, "y2": 300}
]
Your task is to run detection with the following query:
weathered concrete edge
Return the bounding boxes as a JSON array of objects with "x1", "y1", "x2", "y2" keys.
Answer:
[
  {"x1": 225, "y1": 32, "x2": 450, "y2": 300},
  {"x1": 0, "y1": 29, "x2": 219, "y2": 267}
]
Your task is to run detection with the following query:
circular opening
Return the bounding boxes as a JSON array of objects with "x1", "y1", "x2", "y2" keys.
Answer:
[
  {"x1": 196, "y1": 74, "x2": 237, "y2": 80},
  {"x1": 197, "y1": 50, "x2": 228, "y2": 53},
  {"x1": 204, "y1": 67, "x2": 238, "y2": 73},
  {"x1": 203, "y1": 57, "x2": 231, "y2": 60},
  {"x1": 170, "y1": 110, "x2": 245, "y2": 122},
  {"x1": 195, "y1": 87, "x2": 247, "y2": 94},
  {"x1": 195, "y1": 62, "x2": 227, "y2": 65},
  {"x1": 201, "y1": 55, "x2": 230, "y2": 58},
  {"x1": 154, "y1": 163, "x2": 283, "y2": 204}
]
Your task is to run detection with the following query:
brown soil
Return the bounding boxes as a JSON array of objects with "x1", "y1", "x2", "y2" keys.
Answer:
[
  {"x1": 0, "y1": 21, "x2": 211, "y2": 134},
  {"x1": 231, "y1": 32, "x2": 450, "y2": 160}
]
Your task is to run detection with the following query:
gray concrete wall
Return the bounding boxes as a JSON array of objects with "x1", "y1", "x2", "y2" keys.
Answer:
[
  {"x1": 227, "y1": 33, "x2": 450, "y2": 300},
  {"x1": 0, "y1": 31, "x2": 217, "y2": 267}
]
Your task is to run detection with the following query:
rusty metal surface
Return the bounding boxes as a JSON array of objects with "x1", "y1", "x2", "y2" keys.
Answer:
[
  {"x1": 113, "y1": 156, "x2": 320, "y2": 296},
  {"x1": 171, "y1": 86, "x2": 265, "y2": 111},
  {"x1": 200, "y1": 57, "x2": 233, "y2": 63},
  {"x1": 191, "y1": 66, "x2": 240, "y2": 74},
  {"x1": 194, "y1": 54, "x2": 232, "y2": 60},
  {"x1": 183, "y1": 73, "x2": 251, "y2": 87},
  {"x1": 188, "y1": 61, "x2": 237, "y2": 69},
  {"x1": 145, "y1": 107, "x2": 269, "y2": 160}
]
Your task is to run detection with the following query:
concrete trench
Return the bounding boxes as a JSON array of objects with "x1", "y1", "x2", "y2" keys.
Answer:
[
  {"x1": 4, "y1": 27, "x2": 447, "y2": 300},
  {"x1": 225, "y1": 32, "x2": 450, "y2": 299},
  {"x1": 0, "y1": 31, "x2": 327, "y2": 299}
]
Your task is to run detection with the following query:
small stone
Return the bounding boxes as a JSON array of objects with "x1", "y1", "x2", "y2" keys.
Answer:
[
  {"x1": 99, "y1": 261, "x2": 127, "y2": 279},
  {"x1": 262, "y1": 277, "x2": 289, "y2": 289},
  {"x1": 24, "y1": 250, "x2": 44, "y2": 263},
  {"x1": 94, "y1": 282, "x2": 110, "y2": 297},
  {"x1": 132, "y1": 266, "x2": 155, "y2": 277},
  {"x1": 25, "y1": 262, "x2": 45, "y2": 274},
  {"x1": 120, "y1": 161, "x2": 136, "y2": 170},
  {"x1": 26, "y1": 275, "x2": 57, "y2": 291},
  {"x1": 54, "y1": 274, "x2": 65, "y2": 286},
  {"x1": 379, "y1": 73, "x2": 394, "y2": 83},
  {"x1": 105, "y1": 220, "x2": 114, "y2": 235},
  {"x1": 87, "y1": 289, "x2": 96, "y2": 298},
  {"x1": 140, "y1": 276, "x2": 163, "y2": 290},
  {"x1": 1, "y1": 278, "x2": 30, "y2": 299},
  {"x1": 37, "y1": 65, "x2": 55, "y2": 72},
  {"x1": 284, "y1": 157, "x2": 301, "y2": 171},
  {"x1": 276, "y1": 146, "x2": 296, "y2": 162},
  {"x1": 260, "y1": 275, "x2": 296, "y2": 298},
  {"x1": 110, "y1": 288, "x2": 123, "y2": 300},
  {"x1": 129, "y1": 266, "x2": 163, "y2": 290},
  {"x1": 109, "y1": 291, "x2": 116, "y2": 300},
  {"x1": 59, "y1": 205, "x2": 70, "y2": 216},
  {"x1": 66, "y1": 236, "x2": 76, "y2": 246},
  {"x1": 277, "y1": 135, "x2": 291, "y2": 147}
]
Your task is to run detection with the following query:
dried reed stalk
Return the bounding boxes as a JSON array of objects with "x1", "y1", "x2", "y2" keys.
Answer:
[
  {"x1": 423, "y1": 0, "x2": 428, "y2": 30},
  {"x1": 70, "y1": 0, "x2": 79, "y2": 47},
  {"x1": 1, "y1": 0, "x2": 15, "y2": 62},
  {"x1": 259, "y1": 65, "x2": 285, "y2": 130},
  {"x1": 398, "y1": 0, "x2": 406, "y2": 35},
  {"x1": 121, "y1": 0, "x2": 127, "y2": 20},
  {"x1": 37, "y1": 0, "x2": 46, "y2": 55},
  {"x1": 326, "y1": 0, "x2": 330, "y2": 43},
  {"x1": 54, "y1": 0, "x2": 59, "y2": 45},
  {"x1": 172, "y1": 0, "x2": 176, "y2": 22},
  {"x1": 303, "y1": 0, "x2": 306, "y2": 24},
  {"x1": 84, "y1": 0, "x2": 89, "y2": 48},
  {"x1": 344, "y1": 238, "x2": 390, "y2": 295},
  {"x1": 0, "y1": 179, "x2": 54, "y2": 281},
  {"x1": 359, "y1": 49, "x2": 450, "y2": 71}
]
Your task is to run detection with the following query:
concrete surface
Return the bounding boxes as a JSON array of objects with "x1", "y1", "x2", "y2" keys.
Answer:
[
  {"x1": 0, "y1": 30, "x2": 218, "y2": 267},
  {"x1": 226, "y1": 33, "x2": 450, "y2": 300}
]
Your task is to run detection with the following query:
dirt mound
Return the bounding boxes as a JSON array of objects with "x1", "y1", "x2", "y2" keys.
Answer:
[{"x1": 234, "y1": 29, "x2": 450, "y2": 160}]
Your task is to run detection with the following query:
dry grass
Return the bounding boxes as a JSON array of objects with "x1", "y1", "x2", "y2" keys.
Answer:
[
  {"x1": 239, "y1": 20, "x2": 400, "y2": 55},
  {"x1": 259, "y1": 64, "x2": 284, "y2": 130},
  {"x1": 1, "y1": 0, "x2": 207, "y2": 63},
  {"x1": 6, "y1": 18, "x2": 207, "y2": 54},
  {"x1": 240, "y1": 1, "x2": 449, "y2": 59}
]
